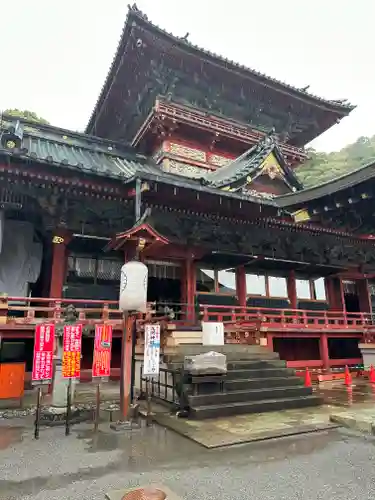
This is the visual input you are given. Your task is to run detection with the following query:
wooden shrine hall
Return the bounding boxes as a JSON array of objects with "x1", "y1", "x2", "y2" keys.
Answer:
[{"x1": 0, "y1": 4, "x2": 374, "y2": 387}]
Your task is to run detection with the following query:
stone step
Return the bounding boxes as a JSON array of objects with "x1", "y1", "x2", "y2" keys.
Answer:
[
  {"x1": 188, "y1": 385, "x2": 313, "y2": 407},
  {"x1": 164, "y1": 351, "x2": 280, "y2": 364},
  {"x1": 224, "y1": 376, "x2": 304, "y2": 391},
  {"x1": 226, "y1": 368, "x2": 296, "y2": 380},
  {"x1": 189, "y1": 395, "x2": 322, "y2": 419},
  {"x1": 165, "y1": 337, "x2": 203, "y2": 347},
  {"x1": 165, "y1": 359, "x2": 287, "y2": 373},
  {"x1": 226, "y1": 360, "x2": 286, "y2": 370},
  {"x1": 168, "y1": 345, "x2": 279, "y2": 356}
]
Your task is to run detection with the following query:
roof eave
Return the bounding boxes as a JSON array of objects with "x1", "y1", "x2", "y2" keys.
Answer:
[
  {"x1": 85, "y1": 7, "x2": 355, "y2": 134},
  {"x1": 85, "y1": 10, "x2": 135, "y2": 134},
  {"x1": 275, "y1": 159, "x2": 375, "y2": 208},
  {"x1": 133, "y1": 171, "x2": 279, "y2": 207},
  {"x1": 129, "y1": 12, "x2": 355, "y2": 113}
]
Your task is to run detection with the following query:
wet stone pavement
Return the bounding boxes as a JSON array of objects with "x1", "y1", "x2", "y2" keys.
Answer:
[{"x1": 1, "y1": 418, "x2": 375, "y2": 500}]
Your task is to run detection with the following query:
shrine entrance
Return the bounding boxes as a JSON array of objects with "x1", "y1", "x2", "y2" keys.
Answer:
[
  {"x1": 343, "y1": 280, "x2": 361, "y2": 313},
  {"x1": 146, "y1": 260, "x2": 182, "y2": 318}
]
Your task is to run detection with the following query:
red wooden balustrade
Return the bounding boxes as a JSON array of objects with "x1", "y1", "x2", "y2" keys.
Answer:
[
  {"x1": 200, "y1": 304, "x2": 374, "y2": 330},
  {"x1": 286, "y1": 358, "x2": 363, "y2": 370},
  {"x1": 1, "y1": 297, "x2": 196, "y2": 327},
  {"x1": 0, "y1": 297, "x2": 374, "y2": 333}
]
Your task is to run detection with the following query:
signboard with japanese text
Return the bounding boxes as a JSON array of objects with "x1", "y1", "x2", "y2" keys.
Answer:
[
  {"x1": 62, "y1": 324, "x2": 82, "y2": 379},
  {"x1": 92, "y1": 325, "x2": 113, "y2": 380},
  {"x1": 32, "y1": 324, "x2": 55, "y2": 384},
  {"x1": 143, "y1": 324, "x2": 161, "y2": 376}
]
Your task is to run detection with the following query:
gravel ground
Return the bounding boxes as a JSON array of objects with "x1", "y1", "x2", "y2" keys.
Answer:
[{"x1": 0, "y1": 420, "x2": 374, "y2": 500}]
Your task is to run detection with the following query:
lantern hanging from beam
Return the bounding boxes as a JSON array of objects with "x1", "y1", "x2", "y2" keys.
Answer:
[{"x1": 119, "y1": 261, "x2": 148, "y2": 313}]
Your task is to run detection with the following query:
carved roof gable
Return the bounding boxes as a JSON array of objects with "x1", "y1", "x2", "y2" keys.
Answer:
[{"x1": 204, "y1": 132, "x2": 303, "y2": 197}]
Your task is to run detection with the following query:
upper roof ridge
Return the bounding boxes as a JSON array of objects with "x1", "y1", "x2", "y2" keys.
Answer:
[{"x1": 85, "y1": 5, "x2": 355, "y2": 137}]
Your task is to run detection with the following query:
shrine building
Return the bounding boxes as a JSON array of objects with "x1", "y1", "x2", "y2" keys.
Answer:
[{"x1": 0, "y1": 4, "x2": 375, "y2": 383}]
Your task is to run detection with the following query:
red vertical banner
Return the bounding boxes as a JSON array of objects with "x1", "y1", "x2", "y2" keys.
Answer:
[
  {"x1": 92, "y1": 325, "x2": 113, "y2": 379},
  {"x1": 62, "y1": 324, "x2": 82, "y2": 379},
  {"x1": 32, "y1": 324, "x2": 55, "y2": 384}
]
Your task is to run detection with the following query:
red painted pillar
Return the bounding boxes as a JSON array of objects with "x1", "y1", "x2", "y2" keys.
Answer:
[
  {"x1": 325, "y1": 278, "x2": 336, "y2": 309},
  {"x1": 357, "y1": 279, "x2": 371, "y2": 313},
  {"x1": 180, "y1": 262, "x2": 187, "y2": 308},
  {"x1": 339, "y1": 279, "x2": 346, "y2": 311},
  {"x1": 328, "y1": 277, "x2": 345, "y2": 311},
  {"x1": 287, "y1": 270, "x2": 297, "y2": 309},
  {"x1": 181, "y1": 258, "x2": 190, "y2": 319},
  {"x1": 319, "y1": 333, "x2": 330, "y2": 372},
  {"x1": 236, "y1": 266, "x2": 246, "y2": 308},
  {"x1": 49, "y1": 231, "x2": 71, "y2": 298},
  {"x1": 267, "y1": 333, "x2": 274, "y2": 351},
  {"x1": 186, "y1": 258, "x2": 196, "y2": 320}
]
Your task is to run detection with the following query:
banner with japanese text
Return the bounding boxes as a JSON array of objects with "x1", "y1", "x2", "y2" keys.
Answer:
[
  {"x1": 62, "y1": 324, "x2": 82, "y2": 379},
  {"x1": 143, "y1": 324, "x2": 160, "y2": 376},
  {"x1": 32, "y1": 324, "x2": 55, "y2": 384},
  {"x1": 92, "y1": 325, "x2": 113, "y2": 379}
]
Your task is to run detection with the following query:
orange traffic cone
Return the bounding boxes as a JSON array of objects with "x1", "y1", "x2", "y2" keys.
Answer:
[
  {"x1": 304, "y1": 367, "x2": 312, "y2": 388},
  {"x1": 344, "y1": 365, "x2": 352, "y2": 386},
  {"x1": 369, "y1": 365, "x2": 375, "y2": 384}
]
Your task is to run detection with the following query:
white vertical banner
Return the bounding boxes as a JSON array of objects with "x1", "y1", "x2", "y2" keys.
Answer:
[{"x1": 143, "y1": 324, "x2": 161, "y2": 376}]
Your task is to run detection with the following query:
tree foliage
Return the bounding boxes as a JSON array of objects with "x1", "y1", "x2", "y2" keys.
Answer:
[
  {"x1": 296, "y1": 136, "x2": 375, "y2": 188},
  {"x1": 3, "y1": 109, "x2": 49, "y2": 125}
]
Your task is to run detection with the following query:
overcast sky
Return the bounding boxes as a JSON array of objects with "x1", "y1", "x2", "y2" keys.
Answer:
[{"x1": 1, "y1": 0, "x2": 373, "y2": 152}]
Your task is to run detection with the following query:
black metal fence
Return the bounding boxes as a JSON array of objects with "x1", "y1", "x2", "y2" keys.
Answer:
[{"x1": 139, "y1": 365, "x2": 180, "y2": 405}]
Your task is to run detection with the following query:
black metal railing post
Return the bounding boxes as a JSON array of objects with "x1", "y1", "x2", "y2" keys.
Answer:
[{"x1": 139, "y1": 366, "x2": 180, "y2": 405}]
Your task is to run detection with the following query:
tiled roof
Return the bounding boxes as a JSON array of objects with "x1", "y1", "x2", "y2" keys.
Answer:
[
  {"x1": 86, "y1": 5, "x2": 354, "y2": 135},
  {"x1": 0, "y1": 116, "x2": 161, "y2": 180},
  {"x1": 276, "y1": 159, "x2": 375, "y2": 208},
  {"x1": 204, "y1": 133, "x2": 303, "y2": 191},
  {"x1": 0, "y1": 115, "x2": 279, "y2": 207}
]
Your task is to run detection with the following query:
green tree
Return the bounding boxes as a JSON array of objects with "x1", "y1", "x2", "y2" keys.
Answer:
[
  {"x1": 296, "y1": 136, "x2": 375, "y2": 188},
  {"x1": 3, "y1": 109, "x2": 49, "y2": 125}
]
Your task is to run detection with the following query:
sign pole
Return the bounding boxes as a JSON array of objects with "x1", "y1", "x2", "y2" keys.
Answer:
[
  {"x1": 146, "y1": 377, "x2": 152, "y2": 426},
  {"x1": 116, "y1": 259, "x2": 148, "y2": 431},
  {"x1": 92, "y1": 324, "x2": 113, "y2": 429},
  {"x1": 65, "y1": 378, "x2": 72, "y2": 436},
  {"x1": 143, "y1": 323, "x2": 161, "y2": 426},
  {"x1": 34, "y1": 387, "x2": 42, "y2": 440},
  {"x1": 120, "y1": 312, "x2": 135, "y2": 421},
  {"x1": 94, "y1": 383, "x2": 101, "y2": 433},
  {"x1": 31, "y1": 323, "x2": 55, "y2": 437},
  {"x1": 130, "y1": 318, "x2": 137, "y2": 404}
]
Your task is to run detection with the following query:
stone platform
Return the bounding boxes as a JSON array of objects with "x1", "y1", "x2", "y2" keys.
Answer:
[
  {"x1": 144, "y1": 403, "x2": 338, "y2": 448},
  {"x1": 330, "y1": 405, "x2": 375, "y2": 435},
  {"x1": 166, "y1": 345, "x2": 321, "y2": 419}
]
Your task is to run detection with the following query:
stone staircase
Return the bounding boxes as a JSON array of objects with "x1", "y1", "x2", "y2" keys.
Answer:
[{"x1": 164, "y1": 345, "x2": 321, "y2": 419}]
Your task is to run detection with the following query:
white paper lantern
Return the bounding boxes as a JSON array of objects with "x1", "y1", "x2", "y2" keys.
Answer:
[{"x1": 119, "y1": 261, "x2": 148, "y2": 313}]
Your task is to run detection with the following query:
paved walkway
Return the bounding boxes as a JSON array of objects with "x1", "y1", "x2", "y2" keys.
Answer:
[
  {"x1": 1, "y1": 418, "x2": 375, "y2": 500},
  {"x1": 3, "y1": 380, "x2": 375, "y2": 445}
]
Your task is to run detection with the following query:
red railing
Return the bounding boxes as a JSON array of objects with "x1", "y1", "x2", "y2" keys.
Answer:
[
  {"x1": 0, "y1": 296, "x2": 373, "y2": 333},
  {"x1": 200, "y1": 304, "x2": 374, "y2": 330},
  {"x1": 287, "y1": 358, "x2": 363, "y2": 369},
  {"x1": 1, "y1": 297, "x2": 196, "y2": 327}
]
